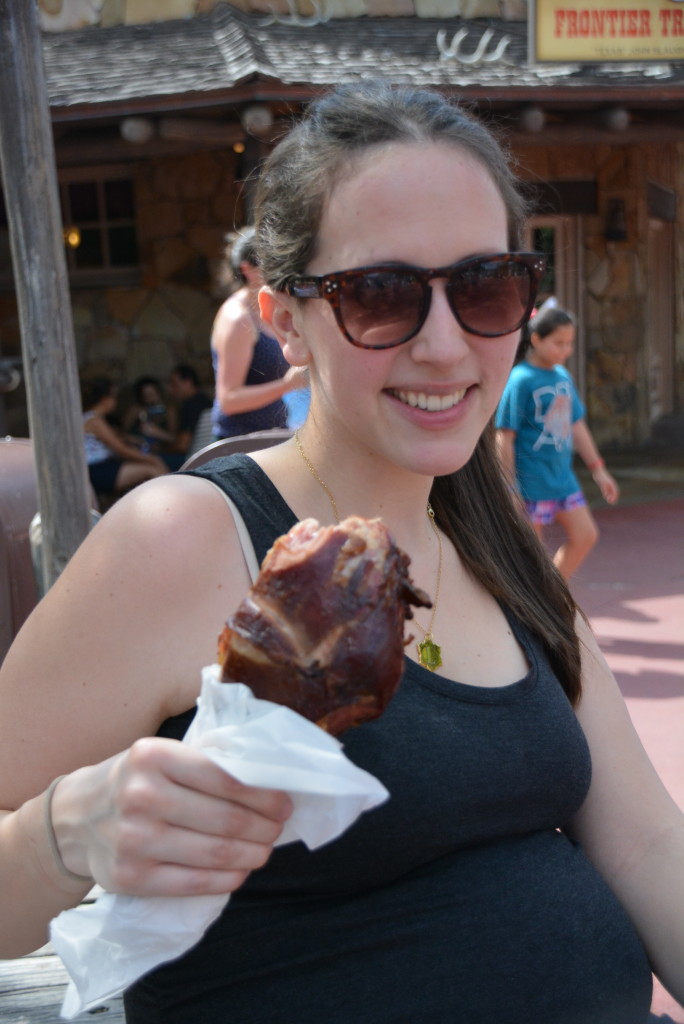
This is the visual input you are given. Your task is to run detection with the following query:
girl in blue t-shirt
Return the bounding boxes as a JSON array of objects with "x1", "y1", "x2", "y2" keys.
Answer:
[{"x1": 496, "y1": 306, "x2": 619, "y2": 580}]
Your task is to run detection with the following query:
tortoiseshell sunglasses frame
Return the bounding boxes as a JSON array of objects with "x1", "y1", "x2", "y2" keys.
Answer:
[{"x1": 286, "y1": 252, "x2": 547, "y2": 349}]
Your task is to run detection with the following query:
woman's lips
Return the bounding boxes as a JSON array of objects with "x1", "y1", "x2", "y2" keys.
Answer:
[{"x1": 388, "y1": 387, "x2": 468, "y2": 411}]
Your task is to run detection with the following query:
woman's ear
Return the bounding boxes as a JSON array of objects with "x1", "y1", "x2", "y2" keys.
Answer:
[{"x1": 259, "y1": 287, "x2": 311, "y2": 367}]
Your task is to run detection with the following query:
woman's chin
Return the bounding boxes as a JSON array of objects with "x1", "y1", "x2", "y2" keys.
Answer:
[{"x1": 399, "y1": 439, "x2": 479, "y2": 480}]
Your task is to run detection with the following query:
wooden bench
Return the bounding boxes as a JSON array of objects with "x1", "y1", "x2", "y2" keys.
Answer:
[
  {"x1": 0, "y1": 941, "x2": 125, "y2": 1023},
  {"x1": 0, "y1": 888, "x2": 124, "y2": 1023}
]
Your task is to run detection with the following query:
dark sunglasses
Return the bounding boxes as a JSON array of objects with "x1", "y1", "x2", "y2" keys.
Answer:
[{"x1": 286, "y1": 252, "x2": 546, "y2": 350}]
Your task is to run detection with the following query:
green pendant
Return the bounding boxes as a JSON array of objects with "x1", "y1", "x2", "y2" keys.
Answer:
[{"x1": 417, "y1": 635, "x2": 442, "y2": 672}]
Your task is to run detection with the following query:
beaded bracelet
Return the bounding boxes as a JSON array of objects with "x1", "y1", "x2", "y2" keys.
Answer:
[
  {"x1": 44, "y1": 775, "x2": 94, "y2": 884},
  {"x1": 588, "y1": 458, "x2": 605, "y2": 473}
]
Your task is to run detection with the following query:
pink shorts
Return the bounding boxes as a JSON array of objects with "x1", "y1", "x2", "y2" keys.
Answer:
[{"x1": 524, "y1": 491, "x2": 586, "y2": 526}]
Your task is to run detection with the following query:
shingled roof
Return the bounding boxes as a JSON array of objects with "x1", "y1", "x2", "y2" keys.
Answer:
[{"x1": 41, "y1": 1, "x2": 684, "y2": 118}]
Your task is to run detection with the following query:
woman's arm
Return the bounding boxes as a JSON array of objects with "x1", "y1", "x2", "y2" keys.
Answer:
[
  {"x1": 89, "y1": 415, "x2": 165, "y2": 468},
  {"x1": 121, "y1": 403, "x2": 143, "y2": 433},
  {"x1": 212, "y1": 298, "x2": 300, "y2": 417},
  {"x1": 571, "y1": 419, "x2": 619, "y2": 504},
  {"x1": 138, "y1": 419, "x2": 176, "y2": 445},
  {"x1": 568, "y1": 615, "x2": 684, "y2": 1001},
  {"x1": 0, "y1": 475, "x2": 292, "y2": 957}
]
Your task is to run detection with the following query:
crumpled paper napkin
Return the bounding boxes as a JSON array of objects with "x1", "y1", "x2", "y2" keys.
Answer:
[{"x1": 50, "y1": 665, "x2": 389, "y2": 1019}]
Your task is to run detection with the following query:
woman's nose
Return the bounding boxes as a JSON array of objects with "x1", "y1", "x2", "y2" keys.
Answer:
[{"x1": 410, "y1": 281, "x2": 470, "y2": 363}]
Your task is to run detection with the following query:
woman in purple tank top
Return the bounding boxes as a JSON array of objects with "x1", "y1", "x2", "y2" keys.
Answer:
[{"x1": 210, "y1": 228, "x2": 309, "y2": 439}]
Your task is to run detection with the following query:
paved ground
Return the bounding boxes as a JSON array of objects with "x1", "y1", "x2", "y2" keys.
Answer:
[{"x1": 548, "y1": 454, "x2": 684, "y2": 1021}]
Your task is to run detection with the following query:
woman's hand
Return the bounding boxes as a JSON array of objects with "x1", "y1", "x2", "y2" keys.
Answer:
[
  {"x1": 282, "y1": 366, "x2": 310, "y2": 393},
  {"x1": 52, "y1": 740, "x2": 293, "y2": 898}
]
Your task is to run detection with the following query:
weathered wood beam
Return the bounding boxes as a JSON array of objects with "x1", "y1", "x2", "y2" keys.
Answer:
[
  {"x1": 158, "y1": 116, "x2": 245, "y2": 144},
  {"x1": 0, "y1": 0, "x2": 92, "y2": 589},
  {"x1": 55, "y1": 130, "x2": 244, "y2": 167},
  {"x1": 508, "y1": 123, "x2": 684, "y2": 145}
]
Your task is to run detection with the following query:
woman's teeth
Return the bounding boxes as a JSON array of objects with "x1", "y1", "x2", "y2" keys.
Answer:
[{"x1": 394, "y1": 388, "x2": 466, "y2": 411}]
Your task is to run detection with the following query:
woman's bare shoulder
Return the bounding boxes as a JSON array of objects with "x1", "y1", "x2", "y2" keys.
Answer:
[
  {"x1": 213, "y1": 292, "x2": 252, "y2": 333},
  {"x1": 0, "y1": 474, "x2": 252, "y2": 807}
]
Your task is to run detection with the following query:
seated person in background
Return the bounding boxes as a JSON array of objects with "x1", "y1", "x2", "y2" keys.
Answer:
[
  {"x1": 122, "y1": 376, "x2": 176, "y2": 454},
  {"x1": 210, "y1": 227, "x2": 308, "y2": 440},
  {"x1": 166, "y1": 363, "x2": 213, "y2": 460},
  {"x1": 82, "y1": 376, "x2": 167, "y2": 496}
]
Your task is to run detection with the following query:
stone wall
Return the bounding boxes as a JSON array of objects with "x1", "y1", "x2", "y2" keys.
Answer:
[
  {"x1": 0, "y1": 147, "x2": 242, "y2": 435},
  {"x1": 585, "y1": 147, "x2": 644, "y2": 448},
  {"x1": 74, "y1": 149, "x2": 243, "y2": 401},
  {"x1": 514, "y1": 138, "x2": 681, "y2": 448},
  {"x1": 2, "y1": 133, "x2": 677, "y2": 446},
  {"x1": 5, "y1": 5, "x2": 682, "y2": 449}
]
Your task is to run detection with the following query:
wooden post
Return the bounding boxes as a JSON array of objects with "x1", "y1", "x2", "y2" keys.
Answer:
[{"x1": 0, "y1": 1, "x2": 92, "y2": 589}]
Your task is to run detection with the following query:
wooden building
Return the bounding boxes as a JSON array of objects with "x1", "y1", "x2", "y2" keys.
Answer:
[{"x1": 1, "y1": 0, "x2": 683, "y2": 449}]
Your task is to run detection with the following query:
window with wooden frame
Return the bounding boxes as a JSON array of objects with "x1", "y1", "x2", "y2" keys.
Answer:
[
  {"x1": 60, "y1": 166, "x2": 140, "y2": 285},
  {"x1": 0, "y1": 165, "x2": 141, "y2": 290}
]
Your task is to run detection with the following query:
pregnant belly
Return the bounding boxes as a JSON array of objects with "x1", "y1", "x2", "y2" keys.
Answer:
[{"x1": 126, "y1": 830, "x2": 653, "y2": 1024}]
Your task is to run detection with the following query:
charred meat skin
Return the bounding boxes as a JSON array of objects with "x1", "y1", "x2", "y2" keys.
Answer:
[{"x1": 218, "y1": 516, "x2": 431, "y2": 735}]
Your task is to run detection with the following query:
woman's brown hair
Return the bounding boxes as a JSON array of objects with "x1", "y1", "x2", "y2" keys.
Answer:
[
  {"x1": 255, "y1": 81, "x2": 582, "y2": 706},
  {"x1": 431, "y1": 424, "x2": 581, "y2": 705}
]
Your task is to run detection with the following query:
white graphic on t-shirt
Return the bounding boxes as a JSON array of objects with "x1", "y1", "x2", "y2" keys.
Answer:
[{"x1": 531, "y1": 381, "x2": 573, "y2": 451}]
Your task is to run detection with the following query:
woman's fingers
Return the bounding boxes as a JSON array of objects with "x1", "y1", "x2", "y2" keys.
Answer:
[
  {"x1": 158, "y1": 781, "x2": 290, "y2": 844},
  {"x1": 123, "y1": 737, "x2": 293, "y2": 828},
  {"x1": 107, "y1": 825, "x2": 277, "y2": 897},
  {"x1": 67, "y1": 738, "x2": 293, "y2": 897},
  {"x1": 109, "y1": 861, "x2": 255, "y2": 899}
]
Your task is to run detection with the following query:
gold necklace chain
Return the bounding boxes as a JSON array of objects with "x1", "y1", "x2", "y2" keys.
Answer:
[
  {"x1": 293, "y1": 430, "x2": 443, "y2": 671},
  {"x1": 414, "y1": 504, "x2": 443, "y2": 664},
  {"x1": 294, "y1": 430, "x2": 342, "y2": 523}
]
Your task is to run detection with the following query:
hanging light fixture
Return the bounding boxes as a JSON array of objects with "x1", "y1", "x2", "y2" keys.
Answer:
[
  {"x1": 240, "y1": 105, "x2": 273, "y2": 137},
  {"x1": 120, "y1": 117, "x2": 155, "y2": 144}
]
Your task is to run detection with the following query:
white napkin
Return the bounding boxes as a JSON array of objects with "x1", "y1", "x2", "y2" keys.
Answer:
[{"x1": 50, "y1": 666, "x2": 389, "y2": 1019}]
